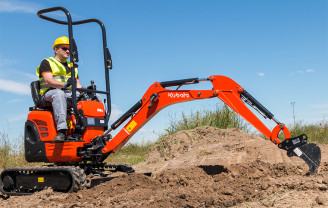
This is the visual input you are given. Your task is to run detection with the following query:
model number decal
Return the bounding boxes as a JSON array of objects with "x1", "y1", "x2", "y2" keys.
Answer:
[{"x1": 168, "y1": 92, "x2": 190, "y2": 98}]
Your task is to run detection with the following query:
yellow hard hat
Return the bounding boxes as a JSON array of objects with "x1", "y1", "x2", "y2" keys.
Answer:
[{"x1": 53, "y1": 36, "x2": 69, "y2": 49}]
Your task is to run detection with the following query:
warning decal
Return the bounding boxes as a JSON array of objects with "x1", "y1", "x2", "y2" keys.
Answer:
[{"x1": 126, "y1": 120, "x2": 137, "y2": 133}]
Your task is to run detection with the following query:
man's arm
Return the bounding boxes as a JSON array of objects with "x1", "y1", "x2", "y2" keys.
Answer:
[
  {"x1": 43, "y1": 73, "x2": 83, "y2": 89},
  {"x1": 42, "y1": 73, "x2": 65, "y2": 88}
]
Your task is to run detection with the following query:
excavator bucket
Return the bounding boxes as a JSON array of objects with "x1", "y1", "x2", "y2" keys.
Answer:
[
  {"x1": 279, "y1": 134, "x2": 321, "y2": 174},
  {"x1": 288, "y1": 143, "x2": 321, "y2": 174}
]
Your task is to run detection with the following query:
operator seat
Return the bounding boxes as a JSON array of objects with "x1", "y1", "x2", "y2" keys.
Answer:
[
  {"x1": 30, "y1": 81, "x2": 52, "y2": 108},
  {"x1": 30, "y1": 81, "x2": 73, "y2": 109}
]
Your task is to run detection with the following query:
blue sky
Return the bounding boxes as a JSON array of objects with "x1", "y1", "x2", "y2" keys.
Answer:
[{"x1": 0, "y1": 0, "x2": 327, "y2": 143}]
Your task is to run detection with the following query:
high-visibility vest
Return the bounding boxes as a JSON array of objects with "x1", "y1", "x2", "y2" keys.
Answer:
[{"x1": 36, "y1": 57, "x2": 78, "y2": 95}]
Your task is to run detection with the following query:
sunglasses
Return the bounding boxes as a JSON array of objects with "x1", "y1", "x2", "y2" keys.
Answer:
[{"x1": 60, "y1": 47, "x2": 70, "y2": 51}]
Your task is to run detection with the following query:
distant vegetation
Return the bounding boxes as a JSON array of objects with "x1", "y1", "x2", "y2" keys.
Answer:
[
  {"x1": 105, "y1": 142, "x2": 152, "y2": 165},
  {"x1": 163, "y1": 104, "x2": 250, "y2": 135},
  {"x1": 288, "y1": 121, "x2": 328, "y2": 144},
  {"x1": 0, "y1": 132, "x2": 31, "y2": 169},
  {"x1": 0, "y1": 105, "x2": 327, "y2": 168}
]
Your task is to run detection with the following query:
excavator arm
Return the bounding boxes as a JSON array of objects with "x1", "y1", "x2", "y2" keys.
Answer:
[{"x1": 101, "y1": 75, "x2": 321, "y2": 174}]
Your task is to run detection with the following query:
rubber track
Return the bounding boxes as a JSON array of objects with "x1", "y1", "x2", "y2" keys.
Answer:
[{"x1": 0, "y1": 166, "x2": 86, "y2": 196}]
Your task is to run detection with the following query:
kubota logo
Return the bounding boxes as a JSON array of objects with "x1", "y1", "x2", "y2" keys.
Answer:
[
  {"x1": 97, "y1": 108, "x2": 104, "y2": 112},
  {"x1": 168, "y1": 92, "x2": 190, "y2": 98}
]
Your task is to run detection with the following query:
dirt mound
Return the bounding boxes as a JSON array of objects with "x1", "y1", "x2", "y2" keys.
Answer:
[
  {"x1": 1, "y1": 127, "x2": 327, "y2": 207},
  {"x1": 142, "y1": 127, "x2": 310, "y2": 173}
]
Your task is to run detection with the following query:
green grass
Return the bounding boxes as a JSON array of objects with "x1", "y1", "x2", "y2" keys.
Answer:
[
  {"x1": 0, "y1": 132, "x2": 30, "y2": 169},
  {"x1": 105, "y1": 142, "x2": 153, "y2": 165},
  {"x1": 164, "y1": 104, "x2": 250, "y2": 135},
  {"x1": 287, "y1": 120, "x2": 328, "y2": 144}
]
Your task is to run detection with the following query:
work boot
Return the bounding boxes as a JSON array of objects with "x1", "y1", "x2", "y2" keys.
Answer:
[{"x1": 54, "y1": 130, "x2": 66, "y2": 143}]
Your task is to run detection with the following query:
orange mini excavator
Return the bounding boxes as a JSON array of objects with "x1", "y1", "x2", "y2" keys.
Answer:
[{"x1": 0, "y1": 7, "x2": 321, "y2": 195}]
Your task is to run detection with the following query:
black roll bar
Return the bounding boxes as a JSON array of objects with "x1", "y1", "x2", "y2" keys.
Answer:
[{"x1": 37, "y1": 7, "x2": 112, "y2": 129}]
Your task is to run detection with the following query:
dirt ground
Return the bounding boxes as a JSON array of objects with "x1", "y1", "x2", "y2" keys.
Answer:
[{"x1": 0, "y1": 127, "x2": 327, "y2": 207}]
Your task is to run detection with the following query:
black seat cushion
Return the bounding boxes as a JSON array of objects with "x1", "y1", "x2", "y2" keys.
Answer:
[
  {"x1": 30, "y1": 81, "x2": 52, "y2": 108},
  {"x1": 30, "y1": 81, "x2": 74, "y2": 109}
]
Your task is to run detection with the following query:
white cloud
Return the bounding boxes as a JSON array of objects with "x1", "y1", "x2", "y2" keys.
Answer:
[
  {"x1": 305, "y1": 69, "x2": 315, "y2": 73},
  {"x1": 0, "y1": 79, "x2": 30, "y2": 95},
  {"x1": 0, "y1": 0, "x2": 42, "y2": 14},
  {"x1": 7, "y1": 114, "x2": 27, "y2": 122},
  {"x1": 312, "y1": 103, "x2": 328, "y2": 109},
  {"x1": 0, "y1": 55, "x2": 36, "y2": 82},
  {"x1": 291, "y1": 69, "x2": 315, "y2": 75},
  {"x1": 10, "y1": 70, "x2": 37, "y2": 81},
  {"x1": 0, "y1": 56, "x2": 17, "y2": 67},
  {"x1": 7, "y1": 99, "x2": 23, "y2": 104},
  {"x1": 109, "y1": 104, "x2": 123, "y2": 122},
  {"x1": 257, "y1": 72, "x2": 264, "y2": 77}
]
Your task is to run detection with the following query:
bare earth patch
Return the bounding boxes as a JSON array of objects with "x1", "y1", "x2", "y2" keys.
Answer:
[{"x1": 1, "y1": 127, "x2": 327, "y2": 207}]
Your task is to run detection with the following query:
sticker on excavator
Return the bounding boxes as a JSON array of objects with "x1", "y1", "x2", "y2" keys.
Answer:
[
  {"x1": 126, "y1": 120, "x2": 137, "y2": 133},
  {"x1": 293, "y1": 147, "x2": 303, "y2": 157},
  {"x1": 292, "y1": 138, "x2": 300, "y2": 145},
  {"x1": 67, "y1": 120, "x2": 73, "y2": 129},
  {"x1": 38, "y1": 177, "x2": 44, "y2": 183}
]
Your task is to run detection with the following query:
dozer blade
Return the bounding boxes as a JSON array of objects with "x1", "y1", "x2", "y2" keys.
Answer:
[
  {"x1": 289, "y1": 143, "x2": 321, "y2": 174},
  {"x1": 279, "y1": 134, "x2": 321, "y2": 174}
]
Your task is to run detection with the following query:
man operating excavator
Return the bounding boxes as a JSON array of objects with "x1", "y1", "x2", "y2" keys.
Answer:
[
  {"x1": 0, "y1": 7, "x2": 321, "y2": 196},
  {"x1": 36, "y1": 36, "x2": 82, "y2": 142}
]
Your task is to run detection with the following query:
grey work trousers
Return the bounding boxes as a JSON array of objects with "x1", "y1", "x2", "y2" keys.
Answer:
[{"x1": 43, "y1": 89, "x2": 80, "y2": 131}]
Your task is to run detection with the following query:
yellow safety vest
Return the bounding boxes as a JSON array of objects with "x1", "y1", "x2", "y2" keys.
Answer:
[{"x1": 36, "y1": 57, "x2": 78, "y2": 95}]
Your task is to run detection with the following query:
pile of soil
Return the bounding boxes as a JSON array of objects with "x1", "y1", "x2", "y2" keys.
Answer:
[{"x1": 1, "y1": 127, "x2": 327, "y2": 207}]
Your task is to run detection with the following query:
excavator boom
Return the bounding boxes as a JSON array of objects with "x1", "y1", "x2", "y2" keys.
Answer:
[{"x1": 102, "y1": 75, "x2": 321, "y2": 174}]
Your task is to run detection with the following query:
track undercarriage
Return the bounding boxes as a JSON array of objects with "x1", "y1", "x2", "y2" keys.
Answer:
[{"x1": 0, "y1": 162, "x2": 134, "y2": 196}]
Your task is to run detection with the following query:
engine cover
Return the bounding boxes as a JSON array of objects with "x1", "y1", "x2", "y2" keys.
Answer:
[{"x1": 77, "y1": 101, "x2": 105, "y2": 118}]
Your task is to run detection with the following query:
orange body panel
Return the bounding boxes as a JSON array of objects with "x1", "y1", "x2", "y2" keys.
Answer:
[
  {"x1": 43, "y1": 125, "x2": 104, "y2": 162},
  {"x1": 45, "y1": 142, "x2": 85, "y2": 162},
  {"x1": 77, "y1": 101, "x2": 105, "y2": 118},
  {"x1": 27, "y1": 110, "x2": 82, "y2": 162},
  {"x1": 77, "y1": 100, "x2": 105, "y2": 143},
  {"x1": 27, "y1": 110, "x2": 57, "y2": 142},
  {"x1": 82, "y1": 126, "x2": 104, "y2": 144},
  {"x1": 27, "y1": 101, "x2": 106, "y2": 162}
]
